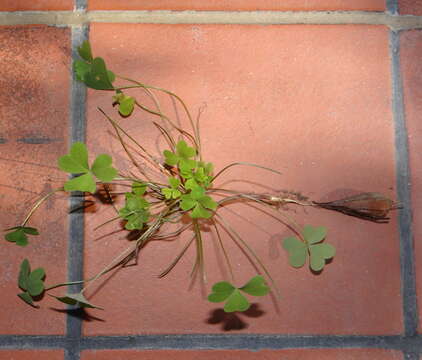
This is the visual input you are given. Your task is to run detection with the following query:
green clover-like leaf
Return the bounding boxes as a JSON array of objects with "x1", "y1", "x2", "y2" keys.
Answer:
[
  {"x1": 163, "y1": 140, "x2": 197, "y2": 171},
  {"x1": 17, "y1": 259, "x2": 46, "y2": 306},
  {"x1": 5, "y1": 226, "x2": 39, "y2": 247},
  {"x1": 208, "y1": 276, "x2": 270, "y2": 313},
  {"x1": 58, "y1": 142, "x2": 117, "y2": 194},
  {"x1": 52, "y1": 292, "x2": 103, "y2": 309},
  {"x1": 118, "y1": 95, "x2": 135, "y2": 116},
  {"x1": 282, "y1": 236, "x2": 307, "y2": 268},
  {"x1": 162, "y1": 177, "x2": 182, "y2": 199},
  {"x1": 119, "y1": 187, "x2": 150, "y2": 230},
  {"x1": 283, "y1": 225, "x2": 335, "y2": 272},
  {"x1": 74, "y1": 60, "x2": 91, "y2": 82},
  {"x1": 180, "y1": 186, "x2": 217, "y2": 219}
]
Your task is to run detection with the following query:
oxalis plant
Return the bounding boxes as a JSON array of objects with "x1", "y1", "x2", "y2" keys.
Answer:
[{"x1": 5, "y1": 41, "x2": 399, "y2": 314}]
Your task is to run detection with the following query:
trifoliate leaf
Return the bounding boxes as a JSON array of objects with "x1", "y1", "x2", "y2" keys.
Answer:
[
  {"x1": 18, "y1": 292, "x2": 34, "y2": 306},
  {"x1": 119, "y1": 188, "x2": 150, "y2": 230},
  {"x1": 84, "y1": 57, "x2": 114, "y2": 90},
  {"x1": 239, "y1": 275, "x2": 270, "y2": 296},
  {"x1": 5, "y1": 227, "x2": 39, "y2": 247},
  {"x1": 180, "y1": 186, "x2": 217, "y2": 219},
  {"x1": 163, "y1": 140, "x2": 196, "y2": 170},
  {"x1": 77, "y1": 40, "x2": 93, "y2": 62},
  {"x1": 91, "y1": 154, "x2": 118, "y2": 182},
  {"x1": 191, "y1": 203, "x2": 212, "y2": 219},
  {"x1": 63, "y1": 173, "x2": 96, "y2": 193},
  {"x1": 224, "y1": 289, "x2": 250, "y2": 313},
  {"x1": 18, "y1": 259, "x2": 31, "y2": 290},
  {"x1": 176, "y1": 140, "x2": 196, "y2": 159},
  {"x1": 52, "y1": 292, "x2": 103, "y2": 309},
  {"x1": 303, "y1": 225, "x2": 327, "y2": 245},
  {"x1": 163, "y1": 150, "x2": 178, "y2": 166},
  {"x1": 282, "y1": 236, "x2": 307, "y2": 268}
]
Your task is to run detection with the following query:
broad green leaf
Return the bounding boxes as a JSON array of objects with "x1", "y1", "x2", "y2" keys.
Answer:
[
  {"x1": 208, "y1": 281, "x2": 235, "y2": 303},
  {"x1": 84, "y1": 57, "x2": 114, "y2": 90},
  {"x1": 77, "y1": 40, "x2": 93, "y2": 62},
  {"x1": 239, "y1": 275, "x2": 270, "y2": 296},
  {"x1": 180, "y1": 197, "x2": 196, "y2": 211},
  {"x1": 224, "y1": 289, "x2": 250, "y2": 313},
  {"x1": 18, "y1": 292, "x2": 34, "y2": 306},
  {"x1": 18, "y1": 259, "x2": 31, "y2": 290},
  {"x1": 91, "y1": 154, "x2": 118, "y2": 182},
  {"x1": 64, "y1": 173, "x2": 96, "y2": 193},
  {"x1": 119, "y1": 96, "x2": 135, "y2": 116},
  {"x1": 73, "y1": 60, "x2": 91, "y2": 81},
  {"x1": 70, "y1": 142, "x2": 89, "y2": 170},
  {"x1": 53, "y1": 292, "x2": 103, "y2": 309},
  {"x1": 5, "y1": 229, "x2": 28, "y2": 247},
  {"x1": 282, "y1": 236, "x2": 307, "y2": 268},
  {"x1": 303, "y1": 225, "x2": 327, "y2": 245}
]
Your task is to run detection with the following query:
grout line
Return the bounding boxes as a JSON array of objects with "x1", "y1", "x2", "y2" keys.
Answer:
[
  {"x1": 390, "y1": 31, "x2": 419, "y2": 338},
  {"x1": 65, "y1": 24, "x2": 89, "y2": 360},
  {"x1": 387, "y1": 0, "x2": 398, "y2": 15},
  {"x1": 0, "y1": 11, "x2": 421, "y2": 30},
  {"x1": 0, "y1": 334, "x2": 421, "y2": 352},
  {"x1": 404, "y1": 352, "x2": 420, "y2": 360}
]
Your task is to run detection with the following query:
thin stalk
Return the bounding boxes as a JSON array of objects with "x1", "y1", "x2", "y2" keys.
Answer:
[
  {"x1": 212, "y1": 221, "x2": 234, "y2": 282},
  {"x1": 22, "y1": 188, "x2": 63, "y2": 227},
  {"x1": 158, "y1": 234, "x2": 195, "y2": 278},
  {"x1": 193, "y1": 220, "x2": 206, "y2": 283},
  {"x1": 211, "y1": 162, "x2": 282, "y2": 183}
]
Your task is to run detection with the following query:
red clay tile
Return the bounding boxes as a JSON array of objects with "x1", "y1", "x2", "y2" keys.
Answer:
[
  {"x1": 0, "y1": 0, "x2": 72, "y2": 11},
  {"x1": 0, "y1": 350, "x2": 64, "y2": 360},
  {"x1": 399, "y1": 0, "x2": 422, "y2": 15},
  {"x1": 399, "y1": 30, "x2": 422, "y2": 332},
  {"x1": 81, "y1": 349, "x2": 403, "y2": 360},
  {"x1": 83, "y1": 24, "x2": 401, "y2": 335},
  {"x1": 0, "y1": 26, "x2": 70, "y2": 334},
  {"x1": 88, "y1": 0, "x2": 384, "y2": 11}
]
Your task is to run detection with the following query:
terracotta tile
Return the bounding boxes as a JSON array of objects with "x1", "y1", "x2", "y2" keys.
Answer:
[
  {"x1": 83, "y1": 24, "x2": 401, "y2": 335},
  {"x1": 88, "y1": 0, "x2": 384, "y2": 11},
  {"x1": 399, "y1": 30, "x2": 422, "y2": 332},
  {"x1": 0, "y1": 0, "x2": 72, "y2": 11},
  {"x1": 0, "y1": 350, "x2": 64, "y2": 360},
  {"x1": 0, "y1": 26, "x2": 70, "y2": 334},
  {"x1": 81, "y1": 349, "x2": 403, "y2": 360},
  {"x1": 399, "y1": 0, "x2": 422, "y2": 15}
]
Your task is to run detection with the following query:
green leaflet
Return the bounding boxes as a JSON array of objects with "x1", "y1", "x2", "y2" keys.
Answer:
[
  {"x1": 180, "y1": 186, "x2": 217, "y2": 219},
  {"x1": 119, "y1": 182, "x2": 150, "y2": 230},
  {"x1": 17, "y1": 259, "x2": 46, "y2": 306},
  {"x1": 4, "y1": 226, "x2": 39, "y2": 247},
  {"x1": 52, "y1": 292, "x2": 103, "y2": 309},
  {"x1": 58, "y1": 142, "x2": 117, "y2": 194}
]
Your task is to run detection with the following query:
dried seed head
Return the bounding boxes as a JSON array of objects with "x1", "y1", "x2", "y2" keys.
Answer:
[{"x1": 314, "y1": 192, "x2": 399, "y2": 223}]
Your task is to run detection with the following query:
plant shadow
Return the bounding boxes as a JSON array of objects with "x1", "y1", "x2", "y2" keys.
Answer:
[{"x1": 206, "y1": 303, "x2": 265, "y2": 331}]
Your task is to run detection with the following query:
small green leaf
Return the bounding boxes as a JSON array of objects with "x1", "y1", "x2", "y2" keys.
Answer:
[
  {"x1": 239, "y1": 275, "x2": 270, "y2": 296},
  {"x1": 107, "y1": 70, "x2": 115, "y2": 83},
  {"x1": 176, "y1": 140, "x2": 196, "y2": 159},
  {"x1": 208, "y1": 281, "x2": 236, "y2": 302},
  {"x1": 180, "y1": 197, "x2": 196, "y2": 211},
  {"x1": 29, "y1": 268, "x2": 45, "y2": 281},
  {"x1": 169, "y1": 177, "x2": 180, "y2": 189},
  {"x1": 191, "y1": 203, "x2": 212, "y2": 219},
  {"x1": 21, "y1": 227, "x2": 39, "y2": 235},
  {"x1": 77, "y1": 40, "x2": 93, "y2": 62},
  {"x1": 27, "y1": 279, "x2": 44, "y2": 297},
  {"x1": 91, "y1": 154, "x2": 118, "y2": 182},
  {"x1": 132, "y1": 182, "x2": 147, "y2": 195},
  {"x1": 18, "y1": 259, "x2": 31, "y2": 290},
  {"x1": 303, "y1": 225, "x2": 327, "y2": 245},
  {"x1": 52, "y1": 292, "x2": 103, "y2": 309},
  {"x1": 282, "y1": 236, "x2": 307, "y2": 268},
  {"x1": 64, "y1": 173, "x2": 96, "y2": 193},
  {"x1": 73, "y1": 60, "x2": 91, "y2": 81},
  {"x1": 118, "y1": 96, "x2": 135, "y2": 116},
  {"x1": 18, "y1": 292, "x2": 34, "y2": 306},
  {"x1": 224, "y1": 289, "x2": 250, "y2": 313},
  {"x1": 84, "y1": 57, "x2": 114, "y2": 90},
  {"x1": 163, "y1": 150, "x2": 178, "y2": 166}
]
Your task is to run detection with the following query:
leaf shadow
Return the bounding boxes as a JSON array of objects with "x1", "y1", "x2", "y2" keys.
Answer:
[
  {"x1": 206, "y1": 303, "x2": 265, "y2": 331},
  {"x1": 50, "y1": 307, "x2": 105, "y2": 322}
]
